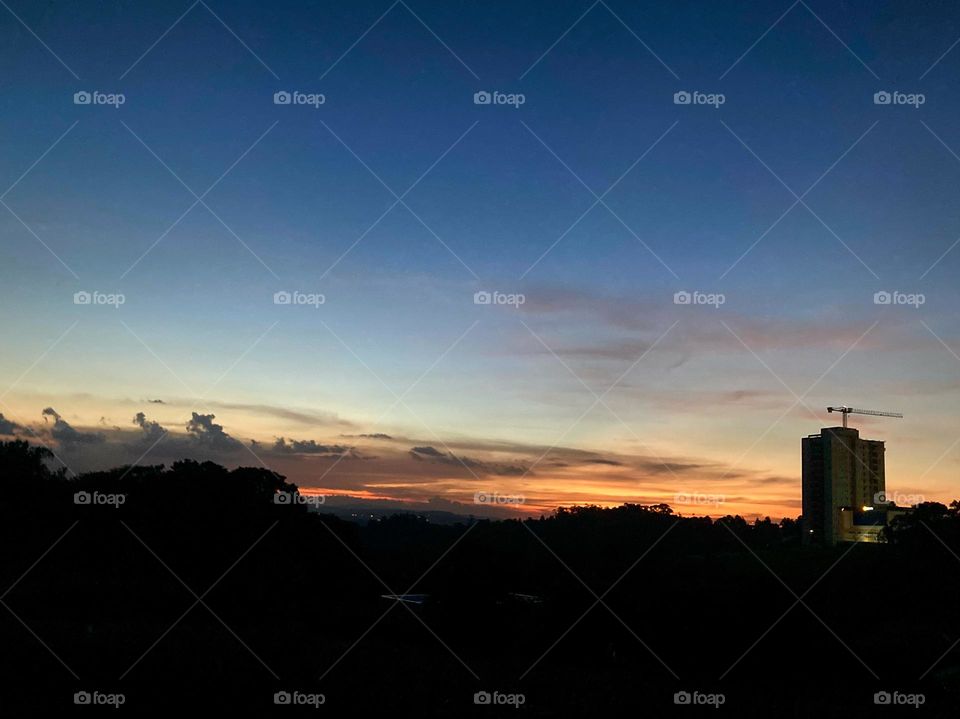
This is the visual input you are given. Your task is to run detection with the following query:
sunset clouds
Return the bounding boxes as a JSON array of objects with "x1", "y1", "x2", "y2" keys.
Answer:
[{"x1": 2, "y1": 5, "x2": 959, "y2": 523}]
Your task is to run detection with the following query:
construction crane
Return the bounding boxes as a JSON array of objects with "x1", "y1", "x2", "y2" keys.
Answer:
[{"x1": 827, "y1": 406, "x2": 903, "y2": 429}]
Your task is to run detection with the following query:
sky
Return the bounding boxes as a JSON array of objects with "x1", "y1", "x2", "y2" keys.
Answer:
[{"x1": 1, "y1": 0, "x2": 959, "y2": 520}]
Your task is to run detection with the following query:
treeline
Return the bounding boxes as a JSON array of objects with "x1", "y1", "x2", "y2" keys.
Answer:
[{"x1": 2, "y1": 440, "x2": 960, "y2": 715}]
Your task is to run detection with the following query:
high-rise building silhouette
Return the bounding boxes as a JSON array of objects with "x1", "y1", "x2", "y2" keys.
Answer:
[{"x1": 802, "y1": 426, "x2": 888, "y2": 545}]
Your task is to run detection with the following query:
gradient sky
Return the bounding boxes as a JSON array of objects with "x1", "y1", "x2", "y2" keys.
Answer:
[{"x1": 2, "y1": 0, "x2": 959, "y2": 519}]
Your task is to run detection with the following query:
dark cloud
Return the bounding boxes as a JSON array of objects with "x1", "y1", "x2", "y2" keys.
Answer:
[
  {"x1": 204, "y1": 401, "x2": 353, "y2": 428},
  {"x1": 0, "y1": 413, "x2": 21, "y2": 436},
  {"x1": 492, "y1": 464, "x2": 528, "y2": 476},
  {"x1": 133, "y1": 412, "x2": 167, "y2": 443},
  {"x1": 185, "y1": 413, "x2": 240, "y2": 451},
  {"x1": 635, "y1": 460, "x2": 706, "y2": 475},
  {"x1": 0, "y1": 412, "x2": 22, "y2": 434},
  {"x1": 584, "y1": 458, "x2": 623, "y2": 466},
  {"x1": 510, "y1": 286, "x2": 902, "y2": 381},
  {"x1": 409, "y1": 446, "x2": 529, "y2": 476},
  {"x1": 358, "y1": 433, "x2": 392, "y2": 440},
  {"x1": 147, "y1": 398, "x2": 165, "y2": 404},
  {"x1": 42, "y1": 407, "x2": 104, "y2": 446},
  {"x1": 411, "y1": 445, "x2": 445, "y2": 458},
  {"x1": 270, "y1": 437, "x2": 350, "y2": 455},
  {"x1": 747, "y1": 475, "x2": 797, "y2": 486}
]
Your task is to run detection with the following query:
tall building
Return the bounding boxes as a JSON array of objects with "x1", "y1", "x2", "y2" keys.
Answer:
[{"x1": 802, "y1": 427, "x2": 887, "y2": 545}]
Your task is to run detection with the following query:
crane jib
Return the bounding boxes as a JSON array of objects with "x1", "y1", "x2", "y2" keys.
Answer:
[{"x1": 826, "y1": 406, "x2": 904, "y2": 428}]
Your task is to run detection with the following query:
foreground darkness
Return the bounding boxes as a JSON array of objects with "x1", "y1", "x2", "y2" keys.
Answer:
[{"x1": 1, "y1": 441, "x2": 958, "y2": 716}]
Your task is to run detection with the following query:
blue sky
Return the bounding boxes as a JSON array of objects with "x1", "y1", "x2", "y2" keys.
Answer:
[{"x1": 2, "y1": 0, "x2": 959, "y2": 518}]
